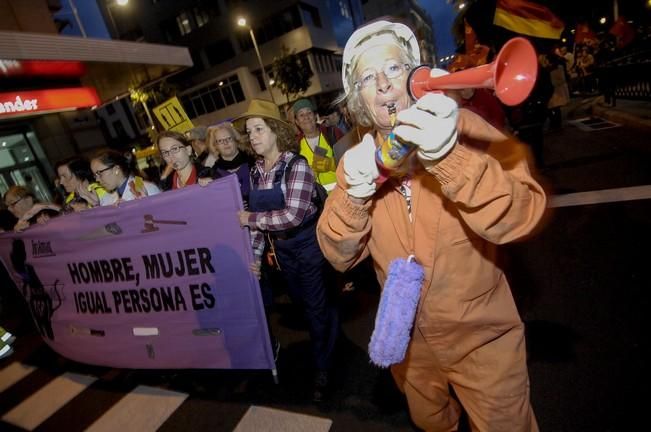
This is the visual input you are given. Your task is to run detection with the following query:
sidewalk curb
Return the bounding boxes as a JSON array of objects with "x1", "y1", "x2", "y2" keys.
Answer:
[{"x1": 591, "y1": 103, "x2": 651, "y2": 132}]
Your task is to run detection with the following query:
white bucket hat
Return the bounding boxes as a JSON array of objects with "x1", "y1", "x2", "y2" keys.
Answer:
[{"x1": 342, "y1": 20, "x2": 420, "y2": 96}]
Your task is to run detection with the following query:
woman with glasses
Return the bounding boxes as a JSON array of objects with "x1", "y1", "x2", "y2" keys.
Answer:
[
  {"x1": 156, "y1": 131, "x2": 211, "y2": 191},
  {"x1": 55, "y1": 156, "x2": 113, "y2": 212},
  {"x1": 3, "y1": 185, "x2": 61, "y2": 231},
  {"x1": 316, "y1": 20, "x2": 545, "y2": 431},
  {"x1": 200, "y1": 123, "x2": 255, "y2": 205},
  {"x1": 90, "y1": 150, "x2": 160, "y2": 204},
  {"x1": 234, "y1": 99, "x2": 338, "y2": 403}
]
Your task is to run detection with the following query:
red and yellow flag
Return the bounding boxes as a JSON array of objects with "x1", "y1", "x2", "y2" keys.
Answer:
[
  {"x1": 574, "y1": 23, "x2": 597, "y2": 45},
  {"x1": 609, "y1": 17, "x2": 635, "y2": 48},
  {"x1": 493, "y1": 0, "x2": 564, "y2": 39}
]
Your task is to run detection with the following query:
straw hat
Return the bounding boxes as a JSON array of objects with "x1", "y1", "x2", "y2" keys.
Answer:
[{"x1": 232, "y1": 99, "x2": 290, "y2": 129}]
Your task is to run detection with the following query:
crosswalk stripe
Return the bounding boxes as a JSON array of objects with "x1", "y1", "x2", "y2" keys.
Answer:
[
  {"x1": 234, "y1": 405, "x2": 332, "y2": 432},
  {"x1": 0, "y1": 363, "x2": 37, "y2": 393},
  {"x1": 1, "y1": 372, "x2": 96, "y2": 430},
  {"x1": 549, "y1": 185, "x2": 651, "y2": 208},
  {"x1": 85, "y1": 385, "x2": 188, "y2": 432}
]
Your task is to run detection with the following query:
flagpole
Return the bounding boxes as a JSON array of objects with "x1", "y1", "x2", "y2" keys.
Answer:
[{"x1": 613, "y1": 0, "x2": 619, "y2": 21}]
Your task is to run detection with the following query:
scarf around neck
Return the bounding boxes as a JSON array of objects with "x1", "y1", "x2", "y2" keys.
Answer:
[{"x1": 215, "y1": 151, "x2": 249, "y2": 171}]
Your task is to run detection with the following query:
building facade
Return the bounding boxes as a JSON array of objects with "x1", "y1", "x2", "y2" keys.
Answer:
[
  {"x1": 0, "y1": 0, "x2": 191, "y2": 199},
  {"x1": 98, "y1": 0, "x2": 364, "y2": 126},
  {"x1": 361, "y1": 0, "x2": 438, "y2": 65}
]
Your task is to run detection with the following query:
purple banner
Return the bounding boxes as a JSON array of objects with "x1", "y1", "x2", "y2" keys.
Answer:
[{"x1": 0, "y1": 175, "x2": 275, "y2": 370}]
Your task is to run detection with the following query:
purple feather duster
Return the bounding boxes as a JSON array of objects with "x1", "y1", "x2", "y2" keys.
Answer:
[{"x1": 368, "y1": 257, "x2": 425, "y2": 367}]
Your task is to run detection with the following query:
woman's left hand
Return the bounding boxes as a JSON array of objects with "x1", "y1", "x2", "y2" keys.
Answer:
[
  {"x1": 394, "y1": 93, "x2": 459, "y2": 163},
  {"x1": 238, "y1": 210, "x2": 251, "y2": 227}
]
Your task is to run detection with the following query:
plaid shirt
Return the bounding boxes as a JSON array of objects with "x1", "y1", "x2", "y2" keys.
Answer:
[{"x1": 248, "y1": 152, "x2": 317, "y2": 261}]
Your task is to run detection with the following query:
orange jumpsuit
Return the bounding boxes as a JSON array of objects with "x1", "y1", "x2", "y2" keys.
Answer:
[{"x1": 317, "y1": 109, "x2": 546, "y2": 431}]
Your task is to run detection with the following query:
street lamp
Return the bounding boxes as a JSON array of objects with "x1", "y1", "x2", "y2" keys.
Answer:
[
  {"x1": 106, "y1": 0, "x2": 129, "y2": 39},
  {"x1": 237, "y1": 17, "x2": 277, "y2": 105}
]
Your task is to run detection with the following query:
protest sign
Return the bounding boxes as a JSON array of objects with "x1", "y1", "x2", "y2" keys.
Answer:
[{"x1": 0, "y1": 176, "x2": 274, "y2": 371}]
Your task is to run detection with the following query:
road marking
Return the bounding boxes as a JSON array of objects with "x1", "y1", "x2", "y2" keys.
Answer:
[
  {"x1": 85, "y1": 385, "x2": 187, "y2": 432},
  {"x1": 567, "y1": 116, "x2": 620, "y2": 131},
  {"x1": 1, "y1": 372, "x2": 96, "y2": 430},
  {"x1": 234, "y1": 405, "x2": 332, "y2": 432},
  {"x1": 549, "y1": 185, "x2": 651, "y2": 208},
  {"x1": 0, "y1": 363, "x2": 37, "y2": 393}
]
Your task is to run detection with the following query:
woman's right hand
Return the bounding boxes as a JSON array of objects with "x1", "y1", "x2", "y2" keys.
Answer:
[
  {"x1": 14, "y1": 219, "x2": 30, "y2": 232},
  {"x1": 250, "y1": 260, "x2": 261, "y2": 279},
  {"x1": 198, "y1": 177, "x2": 213, "y2": 187},
  {"x1": 343, "y1": 133, "x2": 380, "y2": 200}
]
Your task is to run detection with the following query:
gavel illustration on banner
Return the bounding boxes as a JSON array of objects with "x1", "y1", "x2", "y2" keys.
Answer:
[
  {"x1": 376, "y1": 37, "x2": 538, "y2": 172},
  {"x1": 141, "y1": 214, "x2": 187, "y2": 233}
]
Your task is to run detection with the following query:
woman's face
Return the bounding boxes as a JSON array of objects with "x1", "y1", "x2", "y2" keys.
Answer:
[
  {"x1": 215, "y1": 129, "x2": 238, "y2": 160},
  {"x1": 4, "y1": 192, "x2": 33, "y2": 218},
  {"x1": 90, "y1": 159, "x2": 122, "y2": 192},
  {"x1": 355, "y1": 44, "x2": 412, "y2": 134},
  {"x1": 57, "y1": 164, "x2": 80, "y2": 194},
  {"x1": 246, "y1": 118, "x2": 277, "y2": 157},
  {"x1": 159, "y1": 137, "x2": 192, "y2": 172}
]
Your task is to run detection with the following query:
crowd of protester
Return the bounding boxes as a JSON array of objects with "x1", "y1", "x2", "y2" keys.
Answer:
[{"x1": 17, "y1": 14, "x2": 644, "y2": 430}]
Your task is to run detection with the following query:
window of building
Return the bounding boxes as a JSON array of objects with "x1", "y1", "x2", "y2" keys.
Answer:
[
  {"x1": 176, "y1": 11, "x2": 193, "y2": 35},
  {"x1": 180, "y1": 74, "x2": 245, "y2": 119},
  {"x1": 175, "y1": 6, "x2": 210, "y2": 36},
  {"x1": 300, "y1": 3, "x2": 321, "y2": 28},
  {"x1": 339, "y1": 0, "x2": 351, "y2": 19},
  {"x1": 237, "y1": 5, "x2": 302, "y2": 52},
  {"x1": 194, "y1": 7, "x2": 209, "y2": 28},
  {"x1": 253, "y1": 67, "x2": 275, "y2": 92}
]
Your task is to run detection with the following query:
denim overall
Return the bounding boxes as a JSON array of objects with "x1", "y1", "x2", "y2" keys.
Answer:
[{"x1": 249, "y1": 158, "x2": 338, "y2": 371}]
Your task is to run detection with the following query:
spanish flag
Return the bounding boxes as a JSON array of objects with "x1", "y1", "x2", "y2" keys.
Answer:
[
  {"x1": 494, "y1": 0, "x2": 564, "y2": 40},
  {"x1": 609, "y1": 17, "x2": 635, "y2": 48}
]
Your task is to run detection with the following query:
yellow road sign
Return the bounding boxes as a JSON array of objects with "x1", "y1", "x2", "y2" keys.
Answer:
[{"x1": 153, "y1": 97, "x2": 194, "y2": 133}]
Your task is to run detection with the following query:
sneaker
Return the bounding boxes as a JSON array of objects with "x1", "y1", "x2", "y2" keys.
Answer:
[
  {"x1": 312, "y1": 370, "x2": 329, "y2": 403},
  {"x1": 0, "y1": 341, "x2": 14, "y2": 360},
  {"x1": 0, "y1": 327, "x2": 15, "y2": 345}
]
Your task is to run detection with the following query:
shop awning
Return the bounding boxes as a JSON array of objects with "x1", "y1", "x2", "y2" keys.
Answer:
[{"x1": 0, "y1": 30, "x2": 192, "y2": 103}]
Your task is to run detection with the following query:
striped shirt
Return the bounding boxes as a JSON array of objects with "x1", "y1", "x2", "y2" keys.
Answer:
[{"x1": 247, "y1": 151, "x2": 318, "y2": 261}]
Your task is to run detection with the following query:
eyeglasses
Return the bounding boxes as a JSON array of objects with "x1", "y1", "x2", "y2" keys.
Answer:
[
  {"x1": 246, "y1": 126, "x2": 268, "y2": 137},
  {"x1": 217, "y1": 136, "x2": 234, "y2": 145},
  {"x1": 93, "y1": 166, "x2": 113, "y2": 179},
  {"x1": 354, "y1": 61, "x2": 411, "y2": 90},
  {"x1": 160, "y1": 146, "x2": 185, "y2": 158},
  {"x1": 5, "y1": 196, "x2": 25, "y2": 208}
]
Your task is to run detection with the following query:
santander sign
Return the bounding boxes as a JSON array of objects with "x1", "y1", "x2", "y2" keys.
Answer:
[{"x1": 0, "y1": 87, "x2": 100, "y2": 118}]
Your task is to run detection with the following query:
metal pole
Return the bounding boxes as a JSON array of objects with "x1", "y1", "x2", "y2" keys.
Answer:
[
  {"x1": 67, "y1": 0, "x2": 87, "y2": 37},
  {"x1": 106, "y1": 3, "x2": 119, "y2": 38},
  {"x1": 613, "y1": 0, "x2": 619, "y2": 21},
  {"x1": 249, "y1": 28, "x2": 277, "y2": 105}
]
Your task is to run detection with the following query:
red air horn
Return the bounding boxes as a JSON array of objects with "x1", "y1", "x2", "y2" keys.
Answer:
[{"x1": 407, "y1": 37, "x2": 538, "y2": 106}]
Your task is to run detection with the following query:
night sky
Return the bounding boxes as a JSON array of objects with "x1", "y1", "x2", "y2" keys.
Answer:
[{"x1": 420, "y1": 1, "x2": 459, "y2": 58}]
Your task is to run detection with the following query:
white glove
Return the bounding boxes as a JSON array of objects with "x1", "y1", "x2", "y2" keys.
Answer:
[
  {"x1": 394, "y1": 92, "x2": 459, "y2": 162},
  {"x1": 343, "y1": 133, "x2": 380, "y2": 199}
]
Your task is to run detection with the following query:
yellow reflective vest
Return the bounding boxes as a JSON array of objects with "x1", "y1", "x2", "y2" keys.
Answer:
[{"x1": 299, "y1": 133, "x2": 337, "y2": 193}]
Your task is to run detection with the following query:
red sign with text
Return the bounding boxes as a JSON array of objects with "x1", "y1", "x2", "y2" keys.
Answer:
[
  {"x1": 0, "y1": 60, "x2": 86, "y2": 78},
  {"x1": 0, "y1": 87, "x2": 100, "y2": 118}
]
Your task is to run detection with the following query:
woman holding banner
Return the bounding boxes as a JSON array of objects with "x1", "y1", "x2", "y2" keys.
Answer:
[
  {"x1": 156, "y1": 131, "x2": 211, "y2": 191},
  {"x1": 55, "y1": 156, "x2": 113, "y2": 211},
  {"x1": 90, "y1": 150, "x2": 161, "y2": 204},
  {"x1": 234, "y1": 99, "x2": 338, "y2": 403},
  {"x1": 3, "y1": 186, "x2": 61, "y2": 231},
  {"x1": 199, "y1": 123, "x2": 255, "y2": 206}
]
